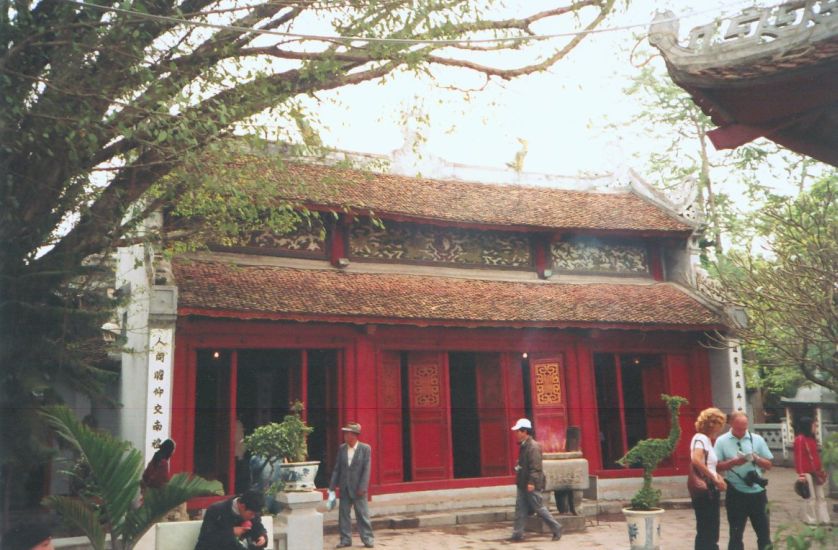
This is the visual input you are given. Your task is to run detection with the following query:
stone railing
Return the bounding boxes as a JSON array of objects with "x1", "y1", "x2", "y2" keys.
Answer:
[{"x1": 752, "y1": 423, "x2": 788, "y2": 461}]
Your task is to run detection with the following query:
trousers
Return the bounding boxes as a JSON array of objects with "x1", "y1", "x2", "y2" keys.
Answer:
[
  {"x1": 691, "y1": 490, "x2": 720, "y2": 550},
  {"x1": 338, "y1": 493, "x2": 374, "y2": 546},
  {"x1": 802, "y1": 473, "x2": 831, "y2": 525},
  {"x1": 725, "y1": 486, "x2": 770, "y2": 550},
  {"x1": 512, "y1": 488, "x2": 562, "y2": 538}
]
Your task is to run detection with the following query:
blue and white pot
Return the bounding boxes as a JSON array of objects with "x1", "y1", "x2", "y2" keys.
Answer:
[
  {"x1": 622, "y1": 507, "x2": 665, "y2": 550},
  {"x1": 279, "y1": 461, "x2": 320, "y2": 491}
]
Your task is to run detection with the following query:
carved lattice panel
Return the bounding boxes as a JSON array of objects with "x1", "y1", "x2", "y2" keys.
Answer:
[
  {"x1": 247, "y1": 218, "x2": 326, "y2": 257},
  {"x1": 350, "y1": 219, "x2": 530, "y2": 267},
  {"x1": 534, "y1": 362, "x2": 563, "y2": 405},
  {"x1": 551, "y1": 239, "x2": 649, "y2": 274},
  {"x1": 411, "y1": 364, "x2": 440, "y2": 408}
]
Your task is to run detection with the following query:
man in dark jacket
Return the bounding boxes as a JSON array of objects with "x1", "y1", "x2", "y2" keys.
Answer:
[
  {"x1": 509, "y1": 418, "x2": 562, "y2": 543},
  {"x1": 194, "y1": 490, "x2": 268, "y2": 550},
  {"x1": 329, "y1": 422, "x2": 374, "y2": 548}
]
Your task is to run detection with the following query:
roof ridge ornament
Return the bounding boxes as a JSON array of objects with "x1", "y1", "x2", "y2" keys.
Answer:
[{"x1": 650, "y1": 1, "x2": 836, "y2": 69}]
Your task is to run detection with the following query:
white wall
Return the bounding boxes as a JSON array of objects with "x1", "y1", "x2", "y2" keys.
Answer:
[{"x1": 709, "y1": 341, "x2": 747, "y2": 415}]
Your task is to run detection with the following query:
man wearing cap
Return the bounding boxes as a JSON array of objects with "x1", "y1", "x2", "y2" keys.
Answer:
[
  {"x1": 329, "y1": 422, "x2": 374, "y2": 548},
  {"x1": 509, "y1": 418, "x2": 562, "y2": 543}
]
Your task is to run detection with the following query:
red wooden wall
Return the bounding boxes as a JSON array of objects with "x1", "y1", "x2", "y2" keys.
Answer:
[{"x1": 170, "y1": 318, "x2": 714, "y2": 496}]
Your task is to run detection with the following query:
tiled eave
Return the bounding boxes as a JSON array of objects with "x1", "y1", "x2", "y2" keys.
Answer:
[
  {"x1": 648, "y1": 5, "x2": 838, "y2": 166},
  {"x1": 234, "y1": 159, "x2": 694, "y2": 234},
  {"x1": 173, "y1": 258, "x2": 726, "y2": 331}
]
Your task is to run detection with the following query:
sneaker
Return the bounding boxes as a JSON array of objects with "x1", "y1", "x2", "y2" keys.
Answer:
[
  {"x1": 508, "y1": 535, "x2": 524, "y2": 542},
  {"x1": 552, "y1": 532, "x2": 562, "y2": 541}
]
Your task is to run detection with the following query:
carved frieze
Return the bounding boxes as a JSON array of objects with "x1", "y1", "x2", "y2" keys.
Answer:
[
  {"x1": 650, "y1": 1, "x2": 837, "y2": 80},
  {"x1": 247, "y1": 219, "x2": 326, "y2": 257},
  {"x1": 349, "y1": 219, "x2": 531, "y2": 268},
  {"x1": 551, "y1": 239, "x2": 649, "y2": 275}
]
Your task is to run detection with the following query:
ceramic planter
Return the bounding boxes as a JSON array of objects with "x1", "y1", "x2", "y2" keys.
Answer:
[
  {"x1": 279, "y1": 461, "x2": 320, "y2": 491},
  {"x1": 622, "y1": 507, "x2": 665, "y2": 550}
]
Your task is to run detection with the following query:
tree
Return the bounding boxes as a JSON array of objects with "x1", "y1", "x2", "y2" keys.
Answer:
[
  {"x1": 620, "y1": 61, "x2": 834, "y2": 408},
  {"x1": 0, "y1": 0, "x2": 619, "y2": 520},
  {"x1": 714, "y1": 178, "x2": 838, "y2": 393},
  {"x1": 41, "y1": 405, "x2": 223, "y2": 550},
  {"x1": 620, "y1": 64, "x2": 818, "y2": 259}
]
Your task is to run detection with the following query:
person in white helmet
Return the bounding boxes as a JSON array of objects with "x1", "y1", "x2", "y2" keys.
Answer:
[{"x1": 509, "y1": 418, "x2": 562, "y2": 543}]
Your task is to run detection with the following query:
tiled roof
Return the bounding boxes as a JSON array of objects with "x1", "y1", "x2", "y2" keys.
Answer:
[
  {"x1": 173, "y1": 259, "x2": 723, "y2": 329},
  {"x1": 239, "y1": 159, "x2": 692, "y2": 233}
]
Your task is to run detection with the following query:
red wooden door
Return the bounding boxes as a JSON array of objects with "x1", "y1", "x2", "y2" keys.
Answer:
[
  {"x1": 475, "y1": 353, "x2": 509, "y2": 476},
  {"x1": 378, "y1": 351, "x2": 404, "y2": 483},
  {"x1": 528, "y1": 354, "x2": 568, "y2": 453},
  {"x1": 641, "y1": 362, "x2": 668, "y2": 439},
  {"x1": 408, "y1": 352, "x2": 451, "y2": 481}
]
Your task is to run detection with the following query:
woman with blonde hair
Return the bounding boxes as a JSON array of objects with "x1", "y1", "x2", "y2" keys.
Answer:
[{"x1": 690, "y1": 407, "x2": 728, "y2": 550}]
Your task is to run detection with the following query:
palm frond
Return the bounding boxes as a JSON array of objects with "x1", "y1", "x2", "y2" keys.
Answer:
[
  {"x1": 42, "y1": 495, "x2": 107, "y2": 550},
  {"x1": 122, "y1": 473, "x2": 224, "y2": 541},
  {"x1": 40, "y1": 406, "x2": 143, "y2": 537}
]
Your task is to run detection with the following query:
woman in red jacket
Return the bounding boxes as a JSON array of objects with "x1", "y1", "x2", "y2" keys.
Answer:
[{"x1": 793, "y1": 417, "x2": 831, "y2": 525}]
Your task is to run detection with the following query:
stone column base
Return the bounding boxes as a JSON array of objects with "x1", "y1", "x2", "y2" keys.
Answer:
[{"x1": 276, "y1": 491, "x2": 323, "y2": 550}]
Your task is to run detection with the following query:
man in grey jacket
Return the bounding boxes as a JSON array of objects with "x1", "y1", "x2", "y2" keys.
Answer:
[
  {"x1": 509, "y1": 418, "x2": 562, "y2": 543},
  {"x1": 329, "y1": 422, "x2": 374, "y2": 548}
]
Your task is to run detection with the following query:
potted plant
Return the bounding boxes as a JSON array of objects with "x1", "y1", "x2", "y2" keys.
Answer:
[
  {"x1": 616, "y1": 394, "x2": 688, "y2": 550},
  {"x1": 244, "y1": 401, "x2": 318, "y2": 492},
  {"x1": 40, "y1": 405, "x2": 223, "y2": 550}
]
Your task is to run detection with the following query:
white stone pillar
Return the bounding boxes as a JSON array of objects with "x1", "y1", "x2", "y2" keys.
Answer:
[{"x1": 276, "y1": 491, "x2": 323, "y2": 550}]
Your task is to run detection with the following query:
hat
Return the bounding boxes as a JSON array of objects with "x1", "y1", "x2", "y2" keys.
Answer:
[
  {"x1": 341, "y1": 422, "x2": 362, "y2": 434},
  {"x1": 511, "y1": 418, "x2": 532, "y2": 431}
]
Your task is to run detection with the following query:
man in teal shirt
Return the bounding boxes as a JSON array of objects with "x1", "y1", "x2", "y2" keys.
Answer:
[{"x1": 714, "y1": 411, "x2": 773, "y2": 550}]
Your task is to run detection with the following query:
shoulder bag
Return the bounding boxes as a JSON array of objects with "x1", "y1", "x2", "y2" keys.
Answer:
[
  {"x1": 687, "y1": 439, "x2": 716, "y2": 499},
  {"x1": 794, "y1": 478, "x2": 811, "y2": 499}
]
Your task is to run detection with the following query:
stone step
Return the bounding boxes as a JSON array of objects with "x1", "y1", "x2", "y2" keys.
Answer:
[{"x1": 322, "y1": 497, "x2": 695, "y2": 535}]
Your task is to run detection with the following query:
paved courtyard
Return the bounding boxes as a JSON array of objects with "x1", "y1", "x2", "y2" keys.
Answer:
[{"x1": 323, "y1": 467, "x2": 836, "y2": 549}]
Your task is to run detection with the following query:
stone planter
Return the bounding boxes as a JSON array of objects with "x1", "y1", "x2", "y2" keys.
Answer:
[
  {"x1": 622, "y1": 507, "x2": 665, "y2": 550},
  {"x1": 279, "y1": 461, "x2": 320, "y2": 491}
]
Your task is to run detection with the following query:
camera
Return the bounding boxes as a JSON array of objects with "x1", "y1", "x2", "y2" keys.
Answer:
[{"x1": 744, "y1": 470, "x2": 768, "y2": 488}]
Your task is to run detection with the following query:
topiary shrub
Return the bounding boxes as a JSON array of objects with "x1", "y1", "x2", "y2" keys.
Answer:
[{"x1": 617, "y1": 394, "x2": 688, "y2": 511}]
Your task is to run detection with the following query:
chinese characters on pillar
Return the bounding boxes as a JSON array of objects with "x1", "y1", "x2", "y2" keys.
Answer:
[{"x1": 144, "y1": 328, "x2": 174, "y2": 462}]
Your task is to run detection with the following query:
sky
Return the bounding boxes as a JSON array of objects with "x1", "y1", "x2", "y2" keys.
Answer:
[{"x1": 291, "y1": 0, "x2": 780, "y2": 178}]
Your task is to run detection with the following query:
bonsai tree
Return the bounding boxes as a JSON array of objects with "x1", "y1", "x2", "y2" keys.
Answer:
[
  {"x1": 40, "y1": 405, "x2": 223, "y2": 550},
  {"x1": 244, "y1": 401, "x2": 315, "y2": 499},
  {"x1": 617, "y1": 394, "x2": 688, "y2": 510},
  {"x1": 245, "y1": 401, "x2": 314, "y2": 466}
]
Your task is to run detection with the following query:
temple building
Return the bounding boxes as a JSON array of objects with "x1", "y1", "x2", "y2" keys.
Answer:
[
  {"x1": 116, "y1": 155, "x2": 743, "y2": 504},
  {"x1": 650, "y1": 0, "x2": 837, "y2": 167}
]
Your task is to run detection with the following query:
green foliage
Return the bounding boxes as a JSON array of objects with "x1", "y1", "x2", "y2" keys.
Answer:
[
  {"x1": 714, "y1": 177, "x2": 838, "y2": 392},
  {"x1": 774, "y1": 523, "x2": 837, "y2": 549},
  {"x1": 244, "y1": 401, "x2": 314, "y2": 465},
  {"x1": 40, "y1": 406, "x2": 222, "y2": 550},
  {"x1": 617, "y1": 394, "x2": 688, "y2": 510}
]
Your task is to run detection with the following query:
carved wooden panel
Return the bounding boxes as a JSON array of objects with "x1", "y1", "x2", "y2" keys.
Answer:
[
  {"x1": 350, "y1": 219, "x2": 531, "y2": 268},
  {"x1": 551, "y1": 238, "x2": 649, "y2": 274},
  {"x1": 246, "y1": 218, "x2": 327, "y2": 257},
  {"x1": 411, "y1": 364, "x2": 441, "y2": 408},
  {"x1": 534, "y1": 361, "x2": 563, "y2": 405}
]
